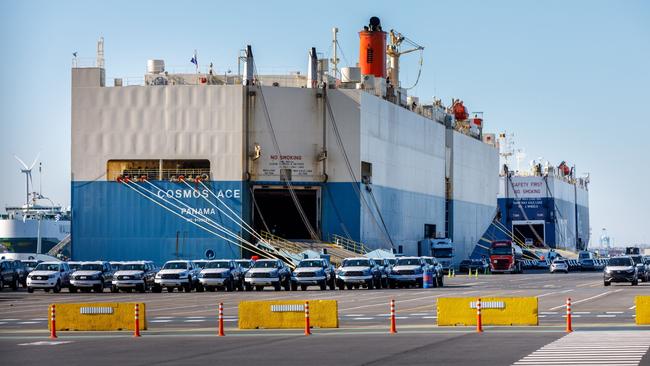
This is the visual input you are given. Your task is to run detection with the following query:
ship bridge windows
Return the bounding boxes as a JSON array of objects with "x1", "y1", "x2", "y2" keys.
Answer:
[{"x1": 107, "y1": 159, "x2": 210, "y2": 181}]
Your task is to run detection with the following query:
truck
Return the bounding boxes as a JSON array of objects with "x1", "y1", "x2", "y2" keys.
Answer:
[
  {"x1": 417, "y1": 238, "x2": 454, "y2": 273},
  {"x1": 626, "y1": 247, "x2": 641, "y2": 255},
  {"x1": 489, "y1": 240, "x2": 524, "y2": 274}
]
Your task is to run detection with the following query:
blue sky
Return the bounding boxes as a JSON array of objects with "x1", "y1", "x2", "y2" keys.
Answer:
[{"x1": 1, "y1": 0, "x2": 648, "y2": 246}]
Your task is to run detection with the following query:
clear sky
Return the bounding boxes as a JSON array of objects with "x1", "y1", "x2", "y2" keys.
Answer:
[{"x1": 1, "y1": 0, "x2": 648, "y2": 246}]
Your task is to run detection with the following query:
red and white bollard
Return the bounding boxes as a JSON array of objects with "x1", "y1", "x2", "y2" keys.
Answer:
[
  {"x1": 50, "y1": 304, "x2": 57, "y2": 339},
  {"x1": 566, "y1": 298, "x2": 573, "y2": 333},
  {"x1": 304, "y1": 301, "x2": 311, "y2": 336},
  {"x1": 390, "y1": 299, "x2": 397, "y2": 334},
  {"x1": 476, "y1": 298, "x2": 483, "y2": 333},
  {"x1": 134, "y1": 303, "x2": 141, "y2": 337},
  {"x1": 218, "y1": 303, "x2": 225, "y2": 337}
]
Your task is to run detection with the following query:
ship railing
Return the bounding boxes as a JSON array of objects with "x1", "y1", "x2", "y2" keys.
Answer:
[
  {"x1": 108, "y1": 169, "x2": 211, "y2": 181},
  {"x1": 330, "y1": 234, "x2": 369, "y2": 255},
  {"x1": 260, "y1": 231, "x2": 307, "y2": 255}
]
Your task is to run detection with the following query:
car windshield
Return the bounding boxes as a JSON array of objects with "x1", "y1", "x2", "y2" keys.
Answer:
[
  {"x1": 491, "y1": 246, "x2": 512, "y2": 255},
  {"x1": 34, "y1": 263, "x2": 60, "y2": 271},
  {"x1": 298, "y1": 260, "x2": 323, "y2": 268},
  {"x1": 253, "y1": 261, "x2": 278, "y2": 269},
  {"x1": 121, "y1": 264, "x2": 145, "y2": 271},
  {"x1": 163, "y1": 262, "x2": 188, "y2": 270},
  {"x1": 397, "y1": 258, "x2": 421, "y2": 266},
  {"x1": 194, "y1": 261, "x2": 207, "y2": 269},
  {"x1": 68, "y1": 263, "x2": 81, "y2": 270},
  {"x1": 236, "y1": 261, "x2": 252, "y2": 269},
  {"x1": 608, "y1": 258, "x2": 632, "y2": 267},
  {"x1": 205, "y1": 261, "x2": 231, "y2": 269},
  {"x1": 433, "y1": 248, "x2": 453, "y2": 258},
  {"x1": 22, "y1": 261, "x2": 39, "y2": 267},
  {"x1": 387, "y1": 259, "x2": 396, "y2": 265},
  {"x1": 80, "y1": 264, "x2": 103, "y2": 271},
  {"x1": 342, "y1": 259, "x2": 370, "y2": 267},
  {"x1": 553, "y1": 260, "x2": 566, "y2": 264},
  {"x1": 582, "y1": 259, "x2": 594, "y2": 264}
]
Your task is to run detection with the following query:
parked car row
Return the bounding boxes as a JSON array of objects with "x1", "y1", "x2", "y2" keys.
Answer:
[
  {"x1": 604, "y1": 255, "x2": 650, "y2": 286},
  {"x1": 15, "y1": 255, "x2": 451, "y2": 293}
]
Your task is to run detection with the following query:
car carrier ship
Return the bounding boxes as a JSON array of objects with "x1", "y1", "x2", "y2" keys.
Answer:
[{"x1": 69, "y1": 17, "x2": 586, "y2": 266}]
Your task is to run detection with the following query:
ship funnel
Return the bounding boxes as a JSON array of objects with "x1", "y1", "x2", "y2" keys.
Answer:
[
  {"x1": 244, "y1": 45, "x2": 254, "y2": 85},
  {"x1": 307, "y1": 47, "x2": 318, "y2": 88},
  {"x1": 359, "y1": 17, "x2": 386, "y2": 78}
]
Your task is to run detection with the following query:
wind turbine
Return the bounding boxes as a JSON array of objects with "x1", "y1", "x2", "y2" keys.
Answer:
[{"x1": 14, "y1": 153, "x2": 40, "y2": 207}]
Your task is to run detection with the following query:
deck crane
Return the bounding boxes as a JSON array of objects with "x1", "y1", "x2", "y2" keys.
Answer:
[{"x1": 386, "y1": 29, "x2": 424, "y2": 88}]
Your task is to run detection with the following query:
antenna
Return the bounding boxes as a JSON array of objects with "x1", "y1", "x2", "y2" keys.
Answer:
[
  {"x1": 330, "y1": 27, "x2": 339, "y2": 79},
  {"x1": 39, "y1": 162, "x2": 43, "y2": 199},
  {"x1": 14, "y1": 153, "x2": 40, "y2": 206},
  {"x1": 96, "y1": 36, "x2": 105, "y2": 68}
]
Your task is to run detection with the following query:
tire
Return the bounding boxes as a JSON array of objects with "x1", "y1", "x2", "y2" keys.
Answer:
[
  {"x1": 389, "y1": 280, "x2": 396, "y2": 289},
  {"x1": 283, "y1": 277, "x2": 291, "y2": 291},
  {"x1": 111, "y1": 285, "x2": 119, "y2": 293},
  {"x1": 604, "y1": 281, "x2": 610, "y2": 286},
  {"x1": 196, "y1": 283, "x2": 205, "y2": 293},
  {"x1": 382, "y1": 278, "x2": 388, "y2": 289},
  {"x1": 301, "y1": 284, "x2": 308, "y2": 291},
  {"x1": 0, "y1": 278, "x2": 3, "y2": 290},
  {"x1": 632, "y1": 279, "x2": 639, "y2": 286},
  {"x1": 137, "y1": 284, "x2": 146, "y2": 293},
  {"x1": 44, "y1": 288, "x2": 50, "y2": 292},
  {"x1": 337, "y1": 281, "x2": 345, "y2": 290},
  {"x1": 94, "y1": 282, "x2": 104, "y2": 293},
  {"x1": 27, "y1": 286, "x2": 34, "y2": 293},
  {"x1": 207, "y1": 286, "x2": 215, "y2": 292},
  {"x1": 273, "y1": 282, "x2": 281, "y2": 291},
  {"x1": 346, "y1": 283, "x2": 353, "y2": 290},
  {"x1": 245, "y1": 283, "x2": 253, "y2": 291},
  {"x1": 319, "y1": 281, "x2": 327, "y2": 291},
  {"x1": 80, "y1": 288, "x2": 91, "y2": 293},
  {"x1": 291, "y1": 282, "x2": 298, "y2": 291},
  {"x1": 151, "y1": 285, "x2": 161, "y2": 293},
  {"x1": 53, "y1": 281, "x2": 61, "y2": 293},
  {"x1": 255, "y1": 285, "x2": 264, "y2": 291},
  {"x1": 166, "y1": 286, "x2": 174, "y2": 293},
  {"x1": 184, "y1": 282, "x2": 192, "y2": 292},
  {"x1": 438, "y1": 275, "x2": 444, "y2": 288},
  {"x1": 366, "y1": 280, "x2": 374, "y2": 290},
  {"x1": 226, "y1": 279, "x2": 233, "y2": 292},
  {"x1": 12, "y1": 277, "x2": 19, "y2": 291},
  {"x1": 329, "y1": 277, "x2": 336, "y2": 290}
]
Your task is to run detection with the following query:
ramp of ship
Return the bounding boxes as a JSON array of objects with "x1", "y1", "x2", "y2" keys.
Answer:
[{"x1": 258, "y1": 232, "x2": 367, "y2": 266}]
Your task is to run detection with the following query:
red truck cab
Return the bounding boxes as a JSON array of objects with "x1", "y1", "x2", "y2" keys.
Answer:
[{"x1": 489, "y1": 240, "x2": 523, "y2": 274}]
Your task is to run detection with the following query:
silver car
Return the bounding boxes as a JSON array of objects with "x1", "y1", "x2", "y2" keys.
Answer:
[
  {"x1": 153, "y1": 260, "x2": 199, "y2": 293},
  {"x1": 112, "y1": 261, "x2": 157, "y2": 293},
  {"x1": 244, "y1": 259, "x2": 291, "y2": 291},
  {"x1": 291, "y1": 258, "x2": 335, "y2": 291},
  {"x1": 550, "y1": 259, "x2": 569, "y2": 273},
  {"x1": 388, "y1": 257, "x2": 425, "y2": 288},
  {"x1": 27, "y1": 262, "x2": 72, "y2": 293},
  {"x1": 69, "y1": 261, "x2": 114, "y2": 293}
]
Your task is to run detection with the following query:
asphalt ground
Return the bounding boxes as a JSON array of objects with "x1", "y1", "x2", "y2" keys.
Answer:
[{"x1": 2, "y1": 271, "x2": 650, "y2": 365}]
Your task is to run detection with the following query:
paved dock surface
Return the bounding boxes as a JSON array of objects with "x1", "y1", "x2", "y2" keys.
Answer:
[{"x1": 2, "y1": 271, "x2": 650, "y2": 365}]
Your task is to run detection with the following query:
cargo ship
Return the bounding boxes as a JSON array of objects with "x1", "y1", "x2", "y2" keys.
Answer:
[{"x1": 69, "y1": 17, "x2": 585, "y2": 265}]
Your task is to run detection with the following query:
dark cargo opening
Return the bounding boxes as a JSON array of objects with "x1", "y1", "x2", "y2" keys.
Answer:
[
  {"x1": 252, "y1": 188, "x2": 319, "y2": 240},
  {"x1": 512, "y1": 223, "x2": 545, "y2": 247}
]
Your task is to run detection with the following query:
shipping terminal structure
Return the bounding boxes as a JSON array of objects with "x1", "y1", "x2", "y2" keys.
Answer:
[{"x1": 69, "y1": 17, "x2": 589, "y2": 266}]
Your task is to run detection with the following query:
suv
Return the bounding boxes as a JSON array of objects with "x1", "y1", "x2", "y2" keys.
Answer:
[
  {"x1": 70, "y1": 261, "x2": 114, "y2": 293},
  {"x1": 153, "y1": 260, "x2": 199, "y2": 293},
  {"x1": 421, "y1": 257, "x2": 444, "y2": 287},
  {"x1": 235, "y1": 259, "x2": 254, "y2": 276},
  {"x1": 26, "y1": 262, "x2": 72, "y2": 293},
  {"x1": 10, "y1": 260, "x2": 28, "y2": 287},
  {"x1": 112, "y1": 261, "x2": 157, "y2": 293},
  {"x1": 291, "y1": 258, "x2": 335, "y2": 291},
  {"x1": 604, "y1": 256, "x2": 638, "y2": 286},
  {"x1": 388, "y1": 257, "x2": 426, "y2": 288},
  {"x1": 336, "y1": 257, "x2": 382, "y2": 290},
  {"x1": 198, "y1": 259, "x2": 244, "y2": 292},
  {"x1": 244, "y1": 259, "x2": 291, "y2": 291},
  {"x1": 630, "y1": 255, "x2": 646, "y2": 282},
  {"x1": 0, "y1": 260, "x2": 20, "y2": 291},
  {"x1": 550, "y1": 259, "x2": 569, "y2": 274}
]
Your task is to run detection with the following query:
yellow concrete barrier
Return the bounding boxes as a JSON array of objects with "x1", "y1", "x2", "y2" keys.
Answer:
[
  {"x1": 437, "y1": 297, "x2": 538, "y2": 326},
  {"x1": 239, "y1": 300, "x2": 338, "y2": 329},
  {"x1": 635, "y1": 296, "x2": 650, "y2": 325},
  {"x1": 49, "y1": 303, "x2": 146, "y2": 331}
]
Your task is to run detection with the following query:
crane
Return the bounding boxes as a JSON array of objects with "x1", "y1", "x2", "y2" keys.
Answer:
[{"x1": 386, "y1": 29, "x2": 424, "y2": 88}]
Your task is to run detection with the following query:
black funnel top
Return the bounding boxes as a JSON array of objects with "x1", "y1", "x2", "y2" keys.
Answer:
[{"x1": 368, "y1": 16, "x2": 382, "y2": 31}]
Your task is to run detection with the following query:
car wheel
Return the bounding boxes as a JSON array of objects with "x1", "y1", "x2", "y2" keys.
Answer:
[
  {"x1": 337, "y1": 281, "x2": 344, "y2": 290},
  {"x1": 438, "y1": 275, "x2": 444, "y2": 287},
  {"x1": 300, "y1": 284, "x2": 307, "y2": 291},
  {"x1": 95, "y1": 281, "x2": 104, "y2": 293},
  {"x1": 111, "y1": 285, "x2": 119, "y2": 293},
  {"x1": 256, "y1": 285, "x2": 264, "y2": 291},
  {"x1": 184, "y1": 282, "x2": 192, "y2": 292},
  {"x1": 53, "y1": 281, "x2": 61, "y2": 293},
  {"x1": 166, "y1": 286, "x2": 174, "y2": 293},
  {"x1": 319, "y1": 281, "x2": 327, "y2": 291},
  {"x1": 0, "y1": 278, "x2": 3, "y2": 290},
  {"x1": 273, "y1": 282, "x2": 281, "y2": 291},
  {"x1": 329, "y1": 277, "x2": 336, "y2": 290},
  {"x1": 366, "y1": 280, "x2": 374, "y2": 290},
  {"x1": 226, "y1": 279, "x2": 233, "y2": 292},
  {"x1": 632, "y1": 279, "x2": 639, "y2": 286},
  {"x1": 27, "y1": 286, "x2": 34, "y2": 293},
  {"x1": 346, "y1": 283, "x2": 353, "y2": 290},
  {"x1": 283, "y1": 277, "x2": 291, "y2": 291},
  {"x1": 137, "y1": 284, "x2": 146, "y2": 293},
  {"x1": 151, "y1": 285, "x2": 161, "y2": 293},
  {"x1": 389, "y1": 280, "x2": 396, "y2": 289},
  {"x1": 196, "y1": 283, "x2": 205, "y2": 293},
  {"x1": 604, "y1": 281, "x2": 610, "y2": 286},
  {"x1": 12, "y1": 278, "x2": 19, "y2": 291},
  {"x1": 245, "y1": 283, "x2": 253, "y2": 291},
  {"x1": 291, "y1": 281, "x2": 298, "y2": 291}
]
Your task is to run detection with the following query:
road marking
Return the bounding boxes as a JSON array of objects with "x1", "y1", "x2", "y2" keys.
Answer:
[
  {"x1": 597, "y1": 315, "x2": 616, "y2": 318},
  {"x1": 421, "y1": 316, "x2": 437, "y2": 319},
  {"x1": 185, "y1": 316, "x2": 206, "y2": 319},
  {"x1": 154, "y1": 316, "x2": 174, "y2": 319},
  {"x1": 0, "y1": 322, "x2": 6, "y2": 325},
  {"x1": 537, "y1": 289, "x2": 573, "y2": 298},
  {"x1": 183, "y1": 319, "x2": 206, "y2": 323},
  {"x1": 573, "y1": 312, "x2": 591, "y2": 314},
  {"x1": 513, "y1": 331, "x2": 650, "y2": 365},
  {"x1": 18, "y1": 341, "x2": 73, "y2": 346},
  {"x1": 549, "y1": 290, "x2": 621, "y2": 311},
  {"x1": 607, "y1": 311, "x2": 624, "y2": 314},
  {"x1": 30, "y1": 318, "x2": 47, "y2": 321},
  {"x1": 629, "y1": 305, "x2": 636, "y2": 310},
  {"x1": 540, "y1": 312, "x2": 558, "y2": 315},
  {"x1": 409, "y1": 313, "x2": 429, "y2": 316},
  {"x1": 576, "y1": 281, "x2": 602, "y2": 288},
  {"x1": 150, "y1": 320, "x2": 172, "y2": 323},
  {"x1": 345, "y1": 314, "x2": 364, "y2": 317},
  {"x1": 18, "y1": 321, "x2": 40, "y2": 324},
  {"x1": 353, "y1": 317, "x2": 374, "y2": 320}
]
